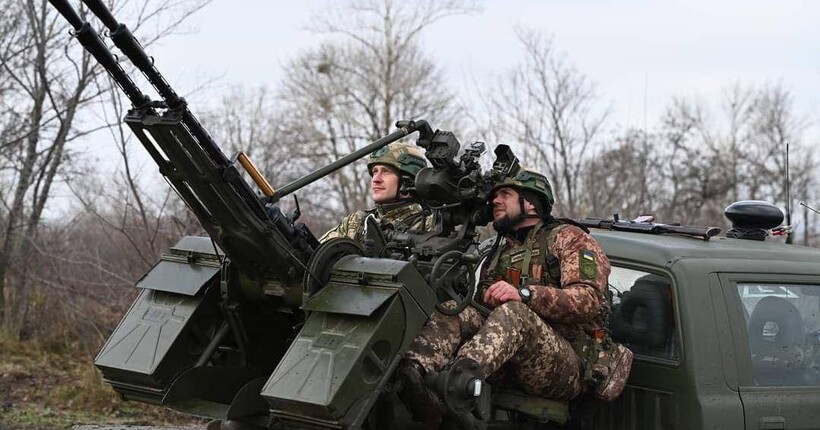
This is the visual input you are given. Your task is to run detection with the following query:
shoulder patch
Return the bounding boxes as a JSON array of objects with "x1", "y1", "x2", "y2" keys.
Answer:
[{"x1": 579, "y1": 249, "x2": 598, "y2": 280}]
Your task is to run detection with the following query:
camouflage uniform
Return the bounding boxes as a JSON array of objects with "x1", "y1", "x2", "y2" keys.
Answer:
[
  {"x1": 405, "y1": 170, "x2": 612, "y2": 400},
  {"x1": 319, "y1": 201, "x2": 433, "y2": 242},
  {"x1": 320, "y1": 142, "x2": 433, "y2": 242}
]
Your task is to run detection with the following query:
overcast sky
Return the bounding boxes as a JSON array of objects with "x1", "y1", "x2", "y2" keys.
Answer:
[
  {"x1": 56, "y1": 0, "x2": 819, "y2": 218},
  {"x1": 146, "y1": 0, "x2": 820, "y2": 133}
]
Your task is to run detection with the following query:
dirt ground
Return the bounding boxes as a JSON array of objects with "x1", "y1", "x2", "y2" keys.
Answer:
[
  {"x1": 71, "y1": 426, "x2": 203, "y2": 430},
  {"x1": 0, "y1": 335, "x2": 205, "y2": 430}
]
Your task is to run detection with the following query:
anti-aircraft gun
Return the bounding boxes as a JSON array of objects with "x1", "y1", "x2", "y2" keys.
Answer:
[{"x1": 48, "y1": 1, "x2": 519, "y2": 428}]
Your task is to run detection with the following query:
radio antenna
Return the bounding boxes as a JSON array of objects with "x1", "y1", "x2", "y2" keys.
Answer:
[
  {"x1": 785, "y1": 143, "x2": 793, "y2": 244},
  {"x1": 801, "y1": 201, "x2": 820, "y2": 216}
]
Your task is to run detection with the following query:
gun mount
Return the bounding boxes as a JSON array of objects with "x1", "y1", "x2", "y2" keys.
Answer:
[
  {"x1": 49, "y1": 1, "x2": 523, "y2": 428},
  {"x1": 49, "y1": 3, "x2": 820, "y2": 430}
]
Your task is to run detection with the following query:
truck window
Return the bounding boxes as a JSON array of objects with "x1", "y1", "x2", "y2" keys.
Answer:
[
  {"x1": 736, "y1": 283, "x2": 820, "y2": 386},
  {"x1": 609, "y1": 267, "x2": 678, "y2": 361}
]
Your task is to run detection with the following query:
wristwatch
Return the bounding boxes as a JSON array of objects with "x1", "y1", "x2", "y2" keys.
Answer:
[{"x1": 518, "y1": 286, "x2": 532, "y2": 304}]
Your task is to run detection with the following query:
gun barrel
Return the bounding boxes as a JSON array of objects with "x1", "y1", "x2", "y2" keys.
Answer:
[
  {"x1": 81, "y1": 0, "x2": 231, "y2": 172},
  {"x1": 271, "y1": 125, "x2": 419, "y2": 201},
  {"x1": 49, "y1": 0, "x2": 84, "y2": 28},
  {"x1": 578, "y1": 218, "x2": 720, "y2": 240},
  {"x1": 82, "y1": 0, "x2": 183, "y2": 108},
  {"x1": 48, "y1": 0, "x2": 150, "y2": 108},
  {"x1": 81, "y1": 0, "x2": 117, "y2": 29},
  {"x1": 657, "y1": 224, "x2": 721, "y2": 239}
]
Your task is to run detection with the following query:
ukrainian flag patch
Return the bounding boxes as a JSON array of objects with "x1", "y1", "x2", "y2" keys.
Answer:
[{"x1": 579, "y1": 250, "x2": 597, "y2": 280}]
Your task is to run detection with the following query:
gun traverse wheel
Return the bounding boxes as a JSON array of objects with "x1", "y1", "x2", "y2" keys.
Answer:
[
  {"x1": 303, "y1": 237, "x2": 364, "y2": 297},
  {"x1": 430, "y1": 250, "x2": 477, "y2": 316}
]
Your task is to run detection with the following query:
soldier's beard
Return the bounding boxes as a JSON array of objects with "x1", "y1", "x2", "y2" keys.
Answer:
[{"x1": 493, "y1": 213, "x2": 524, "y2": 233}]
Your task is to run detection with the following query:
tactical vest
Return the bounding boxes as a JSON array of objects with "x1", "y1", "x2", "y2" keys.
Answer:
[
  {"x1": 484, "y1": 220, "x2": 632, "y2": 401},
  {"x1": 352, "y1": 203, "x2": 430, "y2": 242},
  {"x1": 322, "y1": 202, "x2": 431, "y2": 244},
  {"x1": 486, "y1": 219, "x2": 566, "y2": 289}
]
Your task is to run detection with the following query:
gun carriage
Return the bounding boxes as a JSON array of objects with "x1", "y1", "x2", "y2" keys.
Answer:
[
  {"x1": 49, "y1": 1, "x2": 531, "y2": 428},
  {"x1": 53, "y1": 3, "x2": 820, "y2": 430}
]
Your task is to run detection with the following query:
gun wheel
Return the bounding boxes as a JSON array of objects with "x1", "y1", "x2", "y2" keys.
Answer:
[
  {"x1": 430, "y1": 250, "x2": 476, "y2": 316},
  {"x1": 302, "y1": 237, "x2": 364, "y2": 296}
]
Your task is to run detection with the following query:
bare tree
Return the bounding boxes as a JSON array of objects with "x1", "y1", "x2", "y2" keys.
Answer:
[
  {"x1": 718, "y1": 82, "x2": 755, "y2": 202},
  {"x1": 0, "y1": 0, "x2": 210, "y2": 337},
  {"x1": 276, "y1": 0, "x2": 473, "y2": 225},
  {"x1": 743, "y1": 84, "x2": 813, "y2": 199},
  {"x1": 483, "y1": 28, "x2": 609, "y2": 217},
  {"x1": 0, "y1": 0, "x2": 101, "y2": 332},
  {"x1": 585, "y1": 83, "x2": 817, "y2": 237},
  {"x1": 201, "y1": 86, "x2": 307, "y2": 188},
  {"x1": 583, "y1": 129, "x2": 663, "y2": 219},
  {"x1": 742, "y1": 83, "x2": 816, "y2": 243},
  {"x1": 651, "y1": 98, "x2": 735, "y2": 225}
]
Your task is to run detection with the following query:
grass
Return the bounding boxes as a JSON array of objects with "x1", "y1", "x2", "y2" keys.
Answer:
[{"x1": 0, "y1": 330, "x2": 205, "y2": 429}]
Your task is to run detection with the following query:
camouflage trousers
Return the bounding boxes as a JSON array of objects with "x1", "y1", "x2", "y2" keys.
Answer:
[{"x1": 405, "y1": 301, "x2": 583, "y2": 400}]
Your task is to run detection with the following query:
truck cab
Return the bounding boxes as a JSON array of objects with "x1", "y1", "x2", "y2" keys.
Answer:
[{"x1": 596, "y1": 229, "x2": 820, "y2": 430}]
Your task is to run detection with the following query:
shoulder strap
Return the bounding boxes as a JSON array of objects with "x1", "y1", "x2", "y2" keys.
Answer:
[
  {"x1": 539, "y1": 222, "x2": 567, "y2": 286},
  {"x1": 520, "y1": 222, "x2": 546, "y2": 278},
  {"x1": 351, "y1": 209, "x2": 376, "y2": 241},
  {"x1": 486, "y1": 235, "x2": 507, "y2": 276}
]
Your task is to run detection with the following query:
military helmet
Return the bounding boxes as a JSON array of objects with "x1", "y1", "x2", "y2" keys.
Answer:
[
  {"x1": 491, "y1": 168, "x2": 555, "y2": 211},
  {"x1": 367, "y1": 143, "x2": 428, "y2": 177}
]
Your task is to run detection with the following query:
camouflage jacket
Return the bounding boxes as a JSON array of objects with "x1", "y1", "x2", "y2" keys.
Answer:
[
  {"x1": 483, "y1": 219, "x2": 612, "y2": 340},
  {"x1": 319, "y1": 201, "x2": 433, "y2": 243}
]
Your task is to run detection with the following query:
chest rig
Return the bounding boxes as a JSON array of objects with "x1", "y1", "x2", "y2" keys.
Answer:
[
  {"x1": 486, "y1": 221, "x2": 566, "y2": 288},
  {"x1": 486, "y1": 220, "x2": 632, "y2": 399},
  {"x1": 353, "y1": 203, "x2": 428, "y2": 243}
]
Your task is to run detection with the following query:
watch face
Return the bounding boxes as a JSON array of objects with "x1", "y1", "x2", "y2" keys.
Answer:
[{"x1": 520, "y1": 287, "x2": 531, "y2": 298}]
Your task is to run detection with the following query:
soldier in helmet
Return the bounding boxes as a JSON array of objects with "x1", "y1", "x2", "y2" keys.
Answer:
[
  {"x1": 320, "y1": 142, "x2": 433, "y2": 242},
  {"x1": 399, "y1": 168, "x2": 626, "y2": 426}
]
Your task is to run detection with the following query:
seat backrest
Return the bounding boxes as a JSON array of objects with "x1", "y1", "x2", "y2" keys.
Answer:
[
  {"x1": 611, "y1": 275, "x2": 672, "y2": 350},
  {"x1": 748, "y1": 296, "x2": 805, "y2": 353},
  {"x1": 747, "y1": 296, "x2": 806, "y2": 385}
]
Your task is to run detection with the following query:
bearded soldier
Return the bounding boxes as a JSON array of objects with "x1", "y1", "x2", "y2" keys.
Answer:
[
  {"x1": 320, "y1": 142, "x2": 433, "y2": 242},
  {"x1": 399, "y1": 168, "x2": 631, "y2": 427}
]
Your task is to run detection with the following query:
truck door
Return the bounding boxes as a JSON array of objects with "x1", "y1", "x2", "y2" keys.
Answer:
[
  {"x1": 602, "y1": 265, "x2": 683, "y2": 429},
  {"x1": 719, "y1": 274, "x2": 820, "y2": 430}
]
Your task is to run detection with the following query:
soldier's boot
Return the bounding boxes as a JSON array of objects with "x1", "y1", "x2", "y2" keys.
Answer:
[
  {"x1": 397, "y1": 359, "x2": 446, "y2": 428},
  {"x1": 426, "y1": 357, "x2": 490, "y2": 430}
]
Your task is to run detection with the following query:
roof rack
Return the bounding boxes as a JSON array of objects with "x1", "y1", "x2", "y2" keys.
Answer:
[{"x1": 577, "y1": 218, "x2": 721, "y2": 241}]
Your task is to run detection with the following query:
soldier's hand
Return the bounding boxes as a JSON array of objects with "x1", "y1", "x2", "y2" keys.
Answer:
[{"x1": 483, "y1": 280, "x2": 521, "y2": 307}]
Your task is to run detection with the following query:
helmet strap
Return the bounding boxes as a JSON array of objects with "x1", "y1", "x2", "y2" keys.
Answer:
[
  {"x1": 519, "y1": 192, "x2": 542, "y2": 219},
  {"x1": 398, "y1": 175, "x2": 412, "y2": 195},
  {"x1": 492, "y1": 190, "x2": 538, "y2": 233}
]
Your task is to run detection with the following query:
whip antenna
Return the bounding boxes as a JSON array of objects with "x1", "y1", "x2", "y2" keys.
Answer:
[
  {"x1": 801, "y1": 201, "x2": 820, "y2": 216},
  {"x1": 785, "y1": 143, "x2": 793, "y2": 244}
]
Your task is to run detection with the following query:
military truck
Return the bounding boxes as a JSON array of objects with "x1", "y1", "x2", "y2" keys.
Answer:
[
  {"x1": 585, "y1": 207, "x2": 820, "y2": 430},
  {"x1": 48, "y1": 1, "x2": 820, "y2": 429}
]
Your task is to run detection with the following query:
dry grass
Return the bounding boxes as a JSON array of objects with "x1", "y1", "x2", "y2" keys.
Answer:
[{"x1": 0, "y1": 330, "x2": 205, "y2": 429}]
